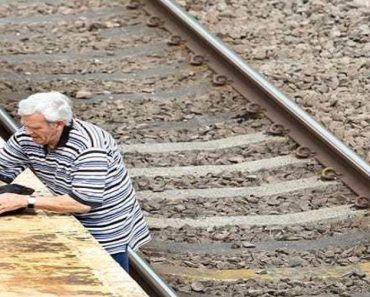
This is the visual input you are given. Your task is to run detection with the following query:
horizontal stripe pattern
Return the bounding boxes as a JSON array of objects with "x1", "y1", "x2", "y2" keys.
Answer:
[{"x1": 0, "y1": 119, "x2": 151, "y2": 254}]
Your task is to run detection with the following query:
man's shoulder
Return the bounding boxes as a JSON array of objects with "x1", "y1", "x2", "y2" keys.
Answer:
[
  {"x1": 70, "y1": 119, "x2": 114, "y2": 149},
  {"x1": 3, "y1": 128, "x2": 38, "y2": 152},
  {"x1": 12, "y1": 127, "x2": 33, "y2": 144},
  {"x1": 73, "y1": 119, "x2": 108, "y2": 135}
]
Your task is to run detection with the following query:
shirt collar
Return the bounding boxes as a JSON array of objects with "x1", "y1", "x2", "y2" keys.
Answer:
[
  {"x1": 44, "y1": 120, "x2": 73, "y2": 152},
  {"x1": 53, "y1": 120, "x2": 74, "y2": 148}
]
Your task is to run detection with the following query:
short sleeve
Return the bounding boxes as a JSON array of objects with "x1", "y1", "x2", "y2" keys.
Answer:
[
  {"x1": 70, "y1": 148, "x2": 108, "y2": 207},
  {"x1": 0, "y1": 134, "x2": 29, "y2": 183}
]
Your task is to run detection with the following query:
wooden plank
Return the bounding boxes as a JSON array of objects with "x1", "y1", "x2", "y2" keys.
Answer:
[{"x1": 0, "y1": 167, "x2": 148, "y2": 296}]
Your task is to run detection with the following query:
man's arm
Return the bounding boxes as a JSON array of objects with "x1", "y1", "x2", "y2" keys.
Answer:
[
  {"x1": 0, "y1": 193, "x2": 91, "y2": 214},
  {"x1": 0, "y1": 132, "x2": 30, "y2": 183}
]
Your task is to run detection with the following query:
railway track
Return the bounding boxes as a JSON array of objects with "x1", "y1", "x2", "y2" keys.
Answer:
[{"x1": 0, "y1": 0, "x2": 369, "y2": 296}]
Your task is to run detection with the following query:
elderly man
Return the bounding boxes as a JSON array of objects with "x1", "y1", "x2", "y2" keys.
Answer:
[{"x1": 0, "y1": 91, "x2": 151, "y2": 272}]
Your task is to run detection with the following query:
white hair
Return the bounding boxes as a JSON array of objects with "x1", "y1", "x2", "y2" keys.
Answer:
[{"x1": 18, "y1": 91, "x2": 73, "y2": 125}]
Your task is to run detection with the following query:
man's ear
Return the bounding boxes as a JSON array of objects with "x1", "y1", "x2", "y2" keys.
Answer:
[{"x1": 56, "y1": 120, "x2": 66, "y2": 129}]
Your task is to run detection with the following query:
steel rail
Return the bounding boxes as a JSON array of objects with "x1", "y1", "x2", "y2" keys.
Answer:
[
  {"x1": 0, "y1": 106, "x2": 19, "y2": 140},
  {"x1": 144, "y1": 0, "x2": 370, "y2": 199},
  {"x1": 0, "y1": 107, "x2": 177, "y2": 297},
  {"x1": 128, "y1": 247, "x2": 178, "y2": 297}
]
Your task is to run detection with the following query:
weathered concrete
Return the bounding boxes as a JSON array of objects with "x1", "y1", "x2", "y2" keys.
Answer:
[
  {"x1": 122, "y1": 132, "x2": 285, "y2": 153},
  {"x1": 145, "y1": 231, "x2": 370, "y2": 254},
  {"x1": 152, "y1": 261, "x2": 370, "y2": 282},
  {"x1": 147, "y1": 205, "x2": 367, "y2": 228},
  {"x1": 137, "y1": 176, "x2": 338, "y2": 201},
  {"x1": 129, "y1": 155, "x2": 309, "y2": 177},
  {"x1": 0, "y1": 43, "x2": 168, "y2": 63}
]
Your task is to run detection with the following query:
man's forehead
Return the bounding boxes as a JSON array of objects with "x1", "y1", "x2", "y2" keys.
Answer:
[{"x1": 21, "y1": 113, "x2": 47, "y2": 124}]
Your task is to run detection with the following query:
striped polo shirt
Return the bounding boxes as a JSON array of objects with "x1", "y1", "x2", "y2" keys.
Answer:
[{"x1": 0, "y1": 119, "x2": 151, "y2": 254}]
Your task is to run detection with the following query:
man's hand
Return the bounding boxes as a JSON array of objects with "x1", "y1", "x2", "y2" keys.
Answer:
[{"x1": 0, "y1": 193, "x2": 27, "y2": 214}]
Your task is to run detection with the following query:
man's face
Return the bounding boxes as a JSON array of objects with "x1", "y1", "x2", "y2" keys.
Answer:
[{"x1": 21, "y1": 113, "x2": 63, "y2": 146}]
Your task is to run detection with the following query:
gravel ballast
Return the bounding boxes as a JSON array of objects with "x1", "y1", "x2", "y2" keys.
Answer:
[{"x1": 179, "y1": 0, "x2": 370, "y2": 162}]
